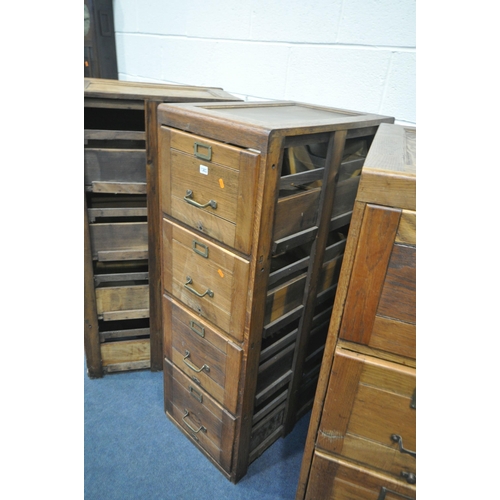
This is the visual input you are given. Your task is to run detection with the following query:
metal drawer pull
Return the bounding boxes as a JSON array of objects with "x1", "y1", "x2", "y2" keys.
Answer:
[
  {"x1": 182, "y1": 409, "x2": 207, "y2": 434},
  {"x1": 401, "y1": 471, "x2": 416, "y2": 484},
  {"x1": 391, "y1": 434, "x2": 416, "y2": 458},
  {"x1": 184, "y1": 190, "x2": 217, "y2": 210},
  {"x1": 192, "y1": 240, "x2": 209, "y2": 258},
  {"x1": 189, "y1": 386, "x2": 203, "y2": 403},
  {"x1": 183, "y1": 350, "x2": 210, "y2": 373},
  {"x1": 189, "y1": 320, "x2": 205, "y2": 338},
  {"x1": 193, "y1": 142, "x2": 212, "y2": 161},
  {"x1": 378, "y1": 487, "x2": 414, "y2": 500},
  {"x1": 184, "y1": 276, "x2": 214, "y2": 298}
]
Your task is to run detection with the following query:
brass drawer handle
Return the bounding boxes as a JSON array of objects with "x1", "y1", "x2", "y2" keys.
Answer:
[
  {"x1": 378, "y1": 487, "x2": 414, "y2": 500},
  {"x1": 391, "y1": 434, "x2": 416, "y2": 458},
  {"x1": 182, "y1": 409, "x2": 207, "y2": 434},
  {"x1": 183, "y1": 350, "x2": 210, "y2": 373},
  {"x1": 184, "y1": 276, "x2": 214, "y2": 298},
  {"x1": 193, "y1": 142, "x2": 212, "y2": 161},
  {"x1": 184, "y1": 190, "x2": 217, "y2": 210},
  {"x1": 401, "y1": 471, "x2": 416, "y2": 485}
]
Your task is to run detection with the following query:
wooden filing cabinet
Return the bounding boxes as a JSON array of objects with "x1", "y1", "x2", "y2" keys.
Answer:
[
  {"x1": 157, "y1": 101, "x2": 394, "y2": 482},
  {"x1": 84, "y1": 78, "x2": 240, "y2": 378},
  {"x1": 296, "y1": 123, "x2": 416, "y2": 499}
]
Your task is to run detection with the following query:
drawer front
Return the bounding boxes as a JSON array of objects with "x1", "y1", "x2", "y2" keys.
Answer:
[
  {"x1": 162, "y1": 218, "x2": 249, "y2": 341},
  {"x1": 163, "y1": 295, "x2": 242, "y2": 414},
  {"x1": 159, "y1": 127, "x2": 260, "y2": 255},
  {"x1": 305, "y1": 451, "x2": 416, "y2": 500},
  {"x1": 163, "y1": 359, "x2": 236, "y2": 474},
  {"x1": 317, "y1": 349, "x2": 416, "y2": 482},
  {"x1": 340, "y1": 205, "x2": 416, "y2": 359},
  {"x1": 95, "y1": 284, "x2": 149, "y2": 321}
]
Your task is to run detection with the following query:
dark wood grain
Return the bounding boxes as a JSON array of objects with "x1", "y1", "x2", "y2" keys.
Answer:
[
  {"x1": 339, "y1": 204, "x2": 401, "y2": 345},
  {"x1": 84, "y1": 195, "x2": 102, "y2": 378}
]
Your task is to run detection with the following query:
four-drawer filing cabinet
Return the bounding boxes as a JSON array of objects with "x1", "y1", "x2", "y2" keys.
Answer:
[
  {"x1": 84, "y1": 78, "x2": 240, "y2": 378},
  {"x1": 156, "y1": 101, "x2": 394, "y2": 482},
  {"x1": 296, "y1": 123, "x2": 416, "y2": 499}
]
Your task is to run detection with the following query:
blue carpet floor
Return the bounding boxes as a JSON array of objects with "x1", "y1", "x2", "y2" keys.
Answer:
[{"x1": 84, "y1": 361, "x2": 311, "y2": 500}]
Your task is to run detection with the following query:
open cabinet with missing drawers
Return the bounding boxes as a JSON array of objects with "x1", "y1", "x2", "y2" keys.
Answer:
[{"x1": 84, "y1": 78, "x2": 240, "y2": 378}]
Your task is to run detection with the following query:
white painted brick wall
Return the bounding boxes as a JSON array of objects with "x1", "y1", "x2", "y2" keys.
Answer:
[{"x1": 113, "y1": 0, "x2": 416, "y2": 125}]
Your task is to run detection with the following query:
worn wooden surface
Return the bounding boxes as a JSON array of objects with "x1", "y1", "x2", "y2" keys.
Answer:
[
  {"x1": 85, "y1": 80, "x2": 241, "y2": 378},
  {"x1": 84, "y1": 195, "x2": 102, "y2": 378},
  {"x1": 164, "y1": 295, "x2": 243, "y2": 414},
  {"x1": 295, "y1": 123, "x2": 416, "y2": 499},
  {"x1": 158, "y1": 100, "x2": 394, "y2": 483},
  {"x1": 305, "y1": 452, "x2": 416, "y2": 500}
]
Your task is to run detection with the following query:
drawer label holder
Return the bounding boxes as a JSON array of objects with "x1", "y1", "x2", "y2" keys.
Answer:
[{"x1": 194, "y1": 142, "x2": 212, "y2": 161}]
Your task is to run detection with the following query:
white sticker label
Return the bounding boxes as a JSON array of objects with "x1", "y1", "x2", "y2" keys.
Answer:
[{"x1": 199, "y1": 165, "x2": 209, "y2": 175}]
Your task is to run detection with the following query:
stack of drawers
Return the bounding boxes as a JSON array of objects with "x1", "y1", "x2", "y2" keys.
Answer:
[
  {"x1": 296, "y1": 123, "x2": 416, "y2": 499},
  {"x1": 157, "y1": 101, "x2": 393, "y2": 482},
  {"x1": 84, "y1": 78, "x2": 240, "y2": 378}
]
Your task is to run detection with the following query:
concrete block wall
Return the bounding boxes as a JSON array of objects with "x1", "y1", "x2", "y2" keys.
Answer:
[{"x1": 113, "y1": 0, "x2": 416, "y2": 125}]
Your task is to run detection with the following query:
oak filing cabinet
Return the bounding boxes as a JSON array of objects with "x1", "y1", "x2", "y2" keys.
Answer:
[
  {"x1": 157, "y1": 100, "x2": 394, "y2": 481},
  {"x1": 84, "y1": 78, "x2": 240, "y2": 378},
  {"x1": 296, "y1": 123, "x2": 416, "y2": 499}
]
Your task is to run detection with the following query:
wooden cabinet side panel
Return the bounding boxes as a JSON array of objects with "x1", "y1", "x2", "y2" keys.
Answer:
[
  {"x1": 316, "y1": 350, "x2": 364, "y2": 453},
  {"x1": 84, "y1": 196, "x2": 103, "y2": 378},
  {"x1": 158, "y1": 126, "x2": 172, "y2": 217},
  {"x1": 339, "y1": 204, "x2": 401, "y2": 345},
  {"x1": 146, "y1": 99, "x2": 163, "y2": 371},
  {"x1": 235, "y1": 152, "x2": 260, "y2": 253},
  {"x1": 377, "y1": 244, "x2": 416, "y2": 324}
]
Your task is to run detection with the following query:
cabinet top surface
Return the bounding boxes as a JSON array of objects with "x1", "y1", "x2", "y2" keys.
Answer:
[
  {"x1": 84, "y1": 78, "x2": 240, "y2": 102},
  {"x1": 363, "y1": 123, "x2": 416, "y2": 177},
  {"x1": 357, "y1": 123, "x2": 416, "y2": 210},
  {"x1": 157, "y1": 100, "x2": 393, "y2": 133}
]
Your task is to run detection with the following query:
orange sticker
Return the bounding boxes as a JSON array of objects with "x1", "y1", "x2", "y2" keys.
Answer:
[
  {"x1": 218, "y1": 269, "x2": 224, "y2": 278},
  {"x1": 219, "y1": 178, "x2": 225, "y2": 189}
]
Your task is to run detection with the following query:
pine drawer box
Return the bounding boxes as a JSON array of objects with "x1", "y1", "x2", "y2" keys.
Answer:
[
  {"x1": 84, "y1": 78, "x2": 240, "y2": 377},
  {"x1": 157, "y1": 100, "x2": 393, "y2": 481},
  {"x1": 296, "y1": 123, "x2": 416, "y2": 499}
]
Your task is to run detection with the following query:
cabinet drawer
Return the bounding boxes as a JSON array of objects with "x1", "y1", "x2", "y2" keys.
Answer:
[
  {"x1": 159, "y1": 127, "x2": 259, "y2": 255},
  {"x1": 89, "y1": 222, "x2": 148, "y2": 261},
  {"x1": 306, "y1": 451, "x2": 416, "y2": 500},
  {"x1": 164, "y1": 359, "x2": 236, "y2": 474},
  {"x1": 95, "y1": 284, "x2": 149, "y2": 321},
  {"x1": 84, "y1": 148, "x2": 147, "y2": 193},
  {"x1": 101, "y1": 338, "x2": 151, "y2": 372},
  {"x1": 163, "y1": 295, "x2": 242, "y2": 414},
  {"x1": 317, "y1": 348, "x2": 416, "y2": 482},
  {"x1": 162, "y1": 218, "x2": 249, "y2": 341}
]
